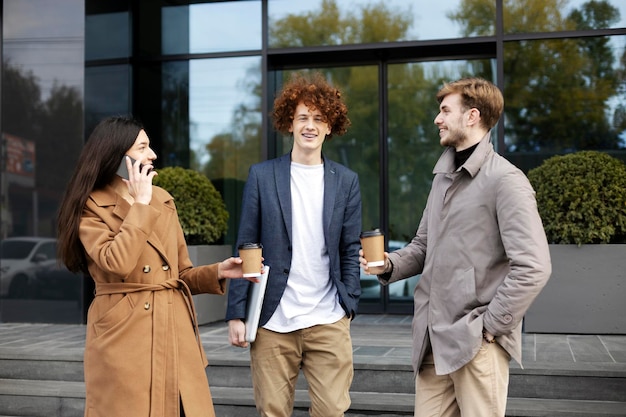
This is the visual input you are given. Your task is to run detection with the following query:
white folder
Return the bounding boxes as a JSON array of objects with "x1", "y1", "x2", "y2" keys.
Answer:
[{"x1": 245, "y1": 265, "x2": 269, "y2": 342}]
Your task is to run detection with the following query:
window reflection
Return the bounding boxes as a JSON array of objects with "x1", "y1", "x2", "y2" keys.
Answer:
[
  {"x1": 85, "y1": 65, "x2": 131, "y2": 134},
  {"x1": 161, "y1": 61, "x2": 192, "y2": 167},
  {"x1": 188, "y1": 57, "x2": 262, "y2": 180},
  {"x1": 2, "y1": 0, "x2": 85, "y2": 323},
  {"x1": 86, "y1": 11, "x2": 130, "y2": 60},
  {"x1": 387, "y1": 60, "x2": 494, "y2": 244},
  {"x1": 503, "y1": 0, "x2": 626, "y2": 34},
  {"x1": 160, "y1": 58, "x2": 262, "y2": 244},
  {"x1": 268, "y1": 0, "x2": 478, "y2": 48},
  {"x1": 163, "y1": 1, "x2": 262, "y2": 55},
  {"x1": 386, "y1": 59, "x2": 494, "y2": 301},
  {"x1": 2, "y1": 0, "x2": 84, "y2": 238},
  {"x1": 0, "y1": 237, "x2": 84, "y2": 323},
  {"x1": 503, "y1": 36, "x2": 626, "y2": 171},
  {"x1": 162, "y1": 5, "x2": 190, "y2": 55}
]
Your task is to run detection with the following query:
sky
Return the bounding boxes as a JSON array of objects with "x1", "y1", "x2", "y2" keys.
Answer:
[{"x1": 3, "y1": 0, "x2": 85, "y2": 101}]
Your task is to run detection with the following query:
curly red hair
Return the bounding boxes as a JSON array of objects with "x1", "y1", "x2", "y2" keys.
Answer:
[{"x1": 272, "y1": 72, "x2": 351, "y2": 140}]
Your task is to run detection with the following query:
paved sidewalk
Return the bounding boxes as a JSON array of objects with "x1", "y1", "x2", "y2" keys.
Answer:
[{"x1": 1, "y1": 314, "x2": 625, "y2": 372}]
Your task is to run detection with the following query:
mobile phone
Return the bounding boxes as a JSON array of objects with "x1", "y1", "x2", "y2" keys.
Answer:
[{"x1": 116, "y1": 156, "x2": 151, "y2": 180}]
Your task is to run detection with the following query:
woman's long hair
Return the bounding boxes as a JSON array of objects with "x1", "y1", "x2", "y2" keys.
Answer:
[{"x1": 56, "y1": 116, "x2": 143, "y2": 274}]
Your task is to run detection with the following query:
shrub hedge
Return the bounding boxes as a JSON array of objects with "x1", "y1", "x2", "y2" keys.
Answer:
[
  {"x1": 153, "y1": 167, "x2": 229, "y2": 245},
  {"x1": 527, "y1": 151, "x2": 626, "y2": 245}
]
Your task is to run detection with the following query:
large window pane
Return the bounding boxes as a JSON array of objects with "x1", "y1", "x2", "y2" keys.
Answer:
[
  {"x1": 163, "y1": 1, "x2": 262, "y2": 55},
  {"x1": 160, "y1": 61, "x2": 192, "y2": 167},
  {"x1": 85, "y1": 65, "x2": 131, "y2": 134},
  {"x1": 189, "y1": 57, "x2": 262, "y2": 179},
  {"x1": 503, "y1": 35, "x2": 626, "y2": 171},
  {"x1": 195, "y1": 56, "x2": 262, "y2": 245},
  {"x1": 2, "y1": 0, "x2": 85, "y2": 323},
  {"x1": 86, "y1": 11, "x2": 130, "y2": 60},
  {"x1": 268, "y1": 0, "x2": 487, "y2": 48},
  {"x1": 386, "y1": 59, "x2": 495, "y2": 301},
  {"x1": 140, "y1": 58, "x2": 262, "y2": 247}
]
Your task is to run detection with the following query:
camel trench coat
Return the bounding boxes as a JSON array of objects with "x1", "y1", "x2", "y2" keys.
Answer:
[{"x1": 79, "y1": 182, "x2": 226, "y2": 417}]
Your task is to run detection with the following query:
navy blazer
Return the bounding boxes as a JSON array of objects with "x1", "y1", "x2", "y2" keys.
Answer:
[{"x1": 226, "y1": 153, "x2": 362, "y2": 326}]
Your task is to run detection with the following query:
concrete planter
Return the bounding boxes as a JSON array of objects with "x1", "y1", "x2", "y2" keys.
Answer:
[
  {"x1": 524, "y1": 244, "x2": 626, "y2": 334},
  {"x1": 188, "y1": 244, "x2": 232, "y2": 325}
]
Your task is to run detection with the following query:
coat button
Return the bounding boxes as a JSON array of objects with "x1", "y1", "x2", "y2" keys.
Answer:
[
  {"x1": 162, "y1": 264, "x2": 170, "y2": 271},
  {"x1": 143, "y1": 265, "x2": 151, "y2": 273},
  {"x1": 144, "y1": 302, "x2": 150, "y2": 310}
]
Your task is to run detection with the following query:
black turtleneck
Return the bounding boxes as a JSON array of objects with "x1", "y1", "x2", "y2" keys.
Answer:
[{"x1": 454, "y1": 143, "x2": 479, "y2": 169}]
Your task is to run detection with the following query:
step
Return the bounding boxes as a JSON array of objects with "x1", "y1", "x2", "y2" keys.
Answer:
[
  {"x1": 206, "y1": 359, "x2": 416, "y2": 394},
  {"x1": 2, "y1": 353, "x2": 625, "y2": 403},
  {"x1": 1, "y1": 320, "x2": 625, "y2": 417},
  {"x1": 508, "y1": 363, "x2": 626, "y2": 402},
  {"x1": 3, "y1": 355, "x2": 624, "y2": 404},
  {"x1": 0, "y1": 379, "x2": 84, "y2": 417},
  {"x1": 0, "y1": 356, "x2": 83, "y2": 383},
  {"x1": 505, "y1": 398, "x2": 626, "y2": 417},
  {"x1": 2, "y1": 380, "x2": 626, "y2": 417}
]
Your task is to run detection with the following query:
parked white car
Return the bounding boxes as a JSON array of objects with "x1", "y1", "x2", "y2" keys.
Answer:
[
  {"x1": 0, "y1": 237, "x2": 58, "y2": 298},
  {"x1": 360, "y1": 240, "x2": 420, "y2": 299}
]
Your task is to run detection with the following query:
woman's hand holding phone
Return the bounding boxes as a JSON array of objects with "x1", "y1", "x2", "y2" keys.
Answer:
[{"x1": 121, "y1": 156, "x2": 156, "y2": 205}]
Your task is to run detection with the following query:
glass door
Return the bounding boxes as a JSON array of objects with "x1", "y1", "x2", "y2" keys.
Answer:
[{"x1": 271, "y1": 58, "x2": 496, "y2": 313}]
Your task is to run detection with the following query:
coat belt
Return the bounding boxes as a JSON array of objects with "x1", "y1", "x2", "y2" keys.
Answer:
[{"x1": 94, "y1": 279, "x2": 204, "y2": 364}]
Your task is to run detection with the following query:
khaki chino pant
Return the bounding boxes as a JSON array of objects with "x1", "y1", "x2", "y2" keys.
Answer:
[
  {"x1": 250, "y1": 316, "x2": 353, "y2": 417},
  {"x1": 415, "y1": 341, "x2": 510, "y2": 417}
]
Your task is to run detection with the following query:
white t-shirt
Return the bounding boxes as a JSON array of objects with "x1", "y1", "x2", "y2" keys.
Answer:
[{"x1": 264, "y1": 162, "x2": 345, "y2": 332}]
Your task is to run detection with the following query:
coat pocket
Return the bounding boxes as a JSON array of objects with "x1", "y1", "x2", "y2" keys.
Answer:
[
  {"x1": 93, "y1": 295, "x2": 135, "y2": 338},
  {"x1": 455, "y1": 266, "x2": 479, "y2": 314}
]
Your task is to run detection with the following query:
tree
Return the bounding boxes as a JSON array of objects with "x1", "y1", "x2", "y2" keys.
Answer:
[
  {"x1": 269, "y1": 0, "x2": 412, "y2": 47},
  {"x1": 201, "y1": 66, "x2": 262, "y2": 182},
  {"x1": 39, "y1": 83, "x2": 84, "y2": 190},
  {"x1": 2, "y1": 60, "x2": 44, "y2": 141},
  {"x1": 2, "y1": 60, "x2": 83, "y2": 236}
]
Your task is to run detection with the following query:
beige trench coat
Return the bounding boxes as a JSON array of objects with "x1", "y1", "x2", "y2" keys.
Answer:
[
  {"x1": 79, "y1": 182, "x2": 225, "y2": 417},
  {"x1": 383, "y1": 133, "x2": 551, "y2": 376}
]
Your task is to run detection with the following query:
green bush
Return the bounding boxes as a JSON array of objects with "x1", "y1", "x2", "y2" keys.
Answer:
[
  {"x1": 153, "y1": 167, "x2": 228, "y2": 245},
  {"x1": 527, "y1": 151, "x2": 626, "y2": 245}
]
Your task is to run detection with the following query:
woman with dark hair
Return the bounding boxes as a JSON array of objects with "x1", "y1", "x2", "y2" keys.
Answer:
[{"x1": 57, "y1": 115, "x2": 258, "y2": 417}]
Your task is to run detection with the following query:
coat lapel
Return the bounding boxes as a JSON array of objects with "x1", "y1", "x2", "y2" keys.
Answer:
[
  {"x1": 275, "y1": 154, "x2": 293, "y2": 244},
  {"x1": 323, "y1": 156, "x2": 338, "y2": 237},
  {"x1": 90, "y1": 185, "x2": 171, "y2": 265}
]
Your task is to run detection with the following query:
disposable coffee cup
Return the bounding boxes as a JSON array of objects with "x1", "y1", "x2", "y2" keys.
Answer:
[
  {"x1": 360, "y1": 229, "x2": 385, "y2": 267},
  {"x1": 238, "y1": 243, "x2": 263, "y2": 278}
]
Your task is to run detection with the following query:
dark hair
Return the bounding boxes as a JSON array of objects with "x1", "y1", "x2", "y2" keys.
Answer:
[
  {"x1": 56, "y1": 116, "x2": 144, "y2": 273},
  {"x1": 436, "y1": 77, "x2": 504, "y2": 130},
  {"x1": 272, "y1": 72, "x2": 351, "y2": 139}
]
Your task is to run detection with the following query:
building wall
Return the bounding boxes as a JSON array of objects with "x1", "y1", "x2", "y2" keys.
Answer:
[{"x1": 1, "y1": 0, "x2": 625, "y2": 322}]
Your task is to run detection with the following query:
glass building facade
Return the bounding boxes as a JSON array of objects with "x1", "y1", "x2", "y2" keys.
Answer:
[{"x1": 1, "y1": 0, "x2": 625, "y2": 322}]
